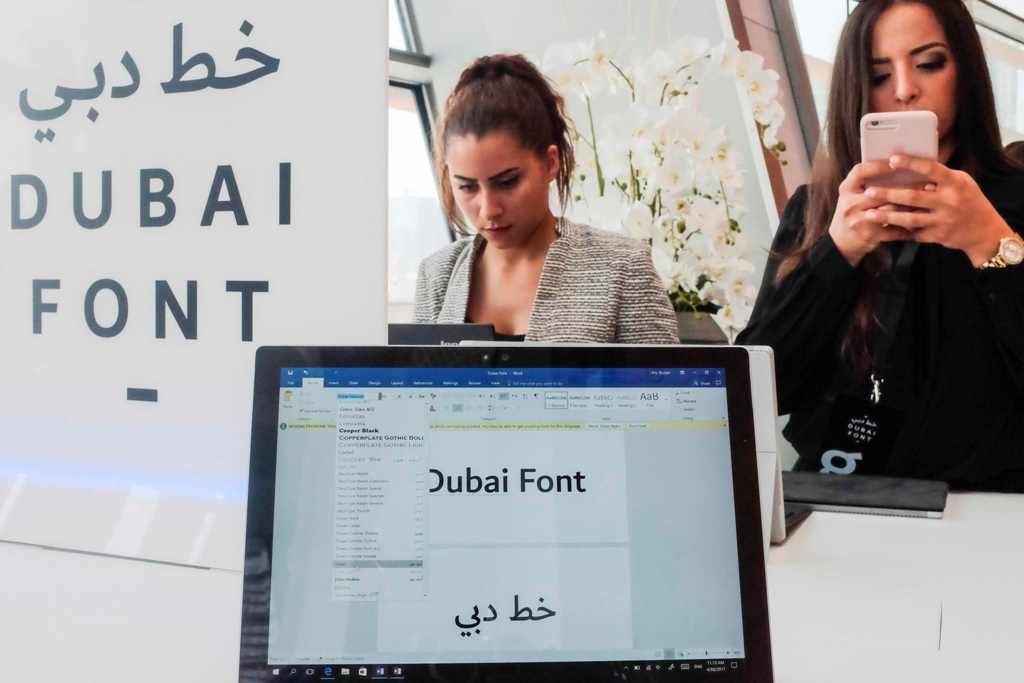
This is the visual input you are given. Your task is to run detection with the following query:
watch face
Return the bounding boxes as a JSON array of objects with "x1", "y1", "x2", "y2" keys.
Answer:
[{"x1": 1001, "y1": 236, "x2": 1024, "y2": 265}]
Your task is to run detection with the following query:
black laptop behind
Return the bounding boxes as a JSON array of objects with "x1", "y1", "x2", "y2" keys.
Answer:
[{"x1": 388, "y1": 323, "x2": 495, "y2": 345}]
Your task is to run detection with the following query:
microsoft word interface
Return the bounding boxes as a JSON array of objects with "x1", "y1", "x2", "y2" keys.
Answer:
[{"x1": 269, "y1": 367, "x2": 745, "y2": 666}]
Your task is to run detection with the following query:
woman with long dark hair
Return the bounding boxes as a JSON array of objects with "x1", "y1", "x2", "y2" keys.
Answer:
[
  {"x1": 414, "y1": 54, "x2": 678, "y2": 343},
  {"x1": 737, "y1": 0, "x2": 1024, "y2": 488}
]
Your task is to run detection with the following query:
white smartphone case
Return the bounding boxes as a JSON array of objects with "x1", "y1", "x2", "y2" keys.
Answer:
[{"x1": 860, "y1": 110, "x2": 938, "y2": 188}]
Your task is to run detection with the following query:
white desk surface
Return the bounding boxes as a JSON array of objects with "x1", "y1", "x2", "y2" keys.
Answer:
[
  {"x1": 2, "y1": 492, "x2": 1022, "y2": 682},
  {"x1": 768, "y1": 492, "x2": 1024, "y2": 681}
]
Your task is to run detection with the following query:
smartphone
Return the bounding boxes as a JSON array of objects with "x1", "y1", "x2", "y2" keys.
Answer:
[{"x1": 859, "y1": 110, "x2": 938, "y2": 189}]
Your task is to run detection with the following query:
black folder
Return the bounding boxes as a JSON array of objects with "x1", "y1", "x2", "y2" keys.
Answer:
[{"x1": 783, "y1": 471, "x2": 949, "y2": 519}]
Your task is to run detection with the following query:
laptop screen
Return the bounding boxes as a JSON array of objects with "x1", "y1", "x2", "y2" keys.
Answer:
[{"x1": 262, "y1": 364, "x2": 748, "y2": 677}]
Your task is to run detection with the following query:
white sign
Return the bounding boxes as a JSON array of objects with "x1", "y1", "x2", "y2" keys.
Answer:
[{"x1": 0, "y1": 1, "x2": 387, "y2": 569}]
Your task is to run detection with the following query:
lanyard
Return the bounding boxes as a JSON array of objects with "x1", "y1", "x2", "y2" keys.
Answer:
[{"x1": 869, "y1": 242, "x2": 920, "y2": 404}]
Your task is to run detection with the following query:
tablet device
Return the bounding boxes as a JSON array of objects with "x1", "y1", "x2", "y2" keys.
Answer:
[
  {"x1": 240, "y1": 345, "x2": 773, "y2": 681},
  {"x1": 458, "y1": 343, "x2": 788, "y2": 552}
]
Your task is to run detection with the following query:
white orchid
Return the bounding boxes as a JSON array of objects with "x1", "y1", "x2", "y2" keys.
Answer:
[
  {"x1": 663, "y1": 189, "x2": 695, "y2": 217},
  {"x1": 710, "y1": 38, "x2": 741, "y2": 73},
  {"x1": 618, "y1": 201, "x2": 651, "y2": 239},
  {"x1": 580, "y1": 32, "x2": 616, "y2": 95},
  {"x1": 543, "y1": 33, "x2": 786, "y2": 338},
  {"x1": 687, "y1": 196, "x2": 730, "y2": 235},
  {"x1": 683, "y1": 231, "x2": 718, "y2": 261},
  {"x1": 679, "y1": 118, "x2": 720, "y2": 160},
  {"x1": 654, "y1": 155, "x2": 692, "y2": 195},
  {"x1": 753, "y1": 99, "x2": 785, "y2": 128},
  {"x1": 746, "y1": 66, "x2": 780, "y2": 106},
  {"x1": 651, "y1": 235, "x2": 683, "y2": 288},
  {"x1": 673, "y1": 248, "x2": 705, "y2": 293},
  {"x1": 620, "y1": 103, "x2": 660, "y2": 145},
  {"x1": 568, "y1": 191, "x2": 625, "y2": 231},
  {"x1": 712, "y1": 302, "x2": 753, "y2": 342},
  {"x1": 631, "y1": 147, "x2": 662, "y2": 200},
  {"x1": 720, "y1": 269, "x2": 758, "y2": 304},
  {"x1": 732, "y1": 50, "x2": 765, "y2": 83},
  {"x1": 754, "y1": 100, "x2": 786, "y2": 149},
  {"x1": 637, "y1": 49, "x2": 676, "y2": 99},
  {"x1": 669, "y1": 35, "x2": 711, "y2": 68},
  {"x1": 541, "y1": 42, "x2": 590, "y2": 97},
  {"x1": 624, "y1": 201, "x2": 656, "y2": 240}
]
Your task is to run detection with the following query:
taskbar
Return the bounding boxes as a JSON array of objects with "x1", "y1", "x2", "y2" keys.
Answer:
[
  {"x1": 261, "y1": 659, "x2": 744, "y2": 681},
  {"x1": 619, "y1": 659, "x2": 743, "y2": 676}
]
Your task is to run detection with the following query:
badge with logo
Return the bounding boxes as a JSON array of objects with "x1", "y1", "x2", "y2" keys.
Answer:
[{"x1": 819, "y1": 394, "x2": 903, "y2": 475}]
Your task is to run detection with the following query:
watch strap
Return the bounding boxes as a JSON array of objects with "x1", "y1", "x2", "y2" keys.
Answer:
[{"x1": 978, "y1": 235, "x2": 1023, "y2": 269}]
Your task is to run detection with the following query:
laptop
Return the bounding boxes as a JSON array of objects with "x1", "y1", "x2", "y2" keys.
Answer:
[
  {"x1": 240, "y1": 346, "x2": 773, "y2": 681},
  {"x1": 388, "y1": 323, "x2": 495, "y2": 345}
]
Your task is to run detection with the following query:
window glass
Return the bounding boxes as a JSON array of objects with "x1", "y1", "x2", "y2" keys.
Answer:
[
  {"x1": 979, "y1": 25, "x2": 1024, "y2": 142},
  {"x1": 389, "y1": 1, "x2": 409, "y2": 50},
  {"x1": 388, "y1": 85, "x2": 450, "y2": 316},
  {"x1": 789, "y1": 0, "x2": 849, "y2": 130}
]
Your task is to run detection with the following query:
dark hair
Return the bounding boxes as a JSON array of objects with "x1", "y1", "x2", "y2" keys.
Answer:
[
  {"x1": 776, "y1": 0, "x2": 1019, "y2": 376},
  {"x1": 433, "y1": 53, "x2": 576, "y2": 233}
]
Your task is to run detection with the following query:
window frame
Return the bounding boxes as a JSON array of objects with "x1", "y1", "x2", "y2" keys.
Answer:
[
  {"x1": 777, "y1": 0, "x2": 1024, "y2": 154},
  {"x1": 768, "y1": 0, "x2": 822, "y2": 161},
  {"x1": 973, "y1": 1, "x2": 1024, "y2": 44},
  {"x1": 395, "y1": 0, "x2": 423, "y2": 54},
  {"x1": 971, "y1": 2, "x2": 1024, "y2": 144},
  {"x1": 388, "y1": 78, "x2": 454, "y2": 244},
  {"x1": 388, "y1": 0, "x2": 454, "y2": 244}
]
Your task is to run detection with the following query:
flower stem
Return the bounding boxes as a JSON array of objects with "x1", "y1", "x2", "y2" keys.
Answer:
[
  {"x1": 608, "y1": 59, "x2": 635, "y2": 102},
  {"x1": 627, "y1": 153, "x2": 642, "y2": 203},
  {"x1": 719, "y1": 181, "x2": 732, "y2": 223},
  {"x1": 585, "y1": 96, "x2": 605, "y2": 196},
  {"x1": 628, "y1": 156, "x2": 636, "y2": 203},
  {"x1": 675, "y1": 53, "x2": 709, "y2": 74}
]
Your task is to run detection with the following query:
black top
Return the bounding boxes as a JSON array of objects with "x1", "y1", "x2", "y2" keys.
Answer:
[{"x1": 737, "y1": 172, "x2": 1024, "y2": 491}]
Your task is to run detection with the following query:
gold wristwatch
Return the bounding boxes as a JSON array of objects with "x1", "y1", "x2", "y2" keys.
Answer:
[{"x1": 979, "y1": 234, "x2": 1024, "y2": 269}]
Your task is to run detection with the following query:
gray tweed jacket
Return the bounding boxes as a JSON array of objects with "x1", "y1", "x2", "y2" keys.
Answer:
[{"x1": 413, "y1": 219, "x2": 679, "y2": 343}]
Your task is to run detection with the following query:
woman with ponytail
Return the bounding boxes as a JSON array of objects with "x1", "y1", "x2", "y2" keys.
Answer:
[
  {"x1": 414, "y1": 53, "x2": 678, "y2": 343},
  {"x1": 737, "y1": 0, "x2": 1024, "y2": 489}
]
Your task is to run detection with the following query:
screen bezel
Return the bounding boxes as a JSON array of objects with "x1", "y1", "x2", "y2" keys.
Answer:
[{"x1": 240, "y1": 345, "x2": 771, "y2": 683}]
